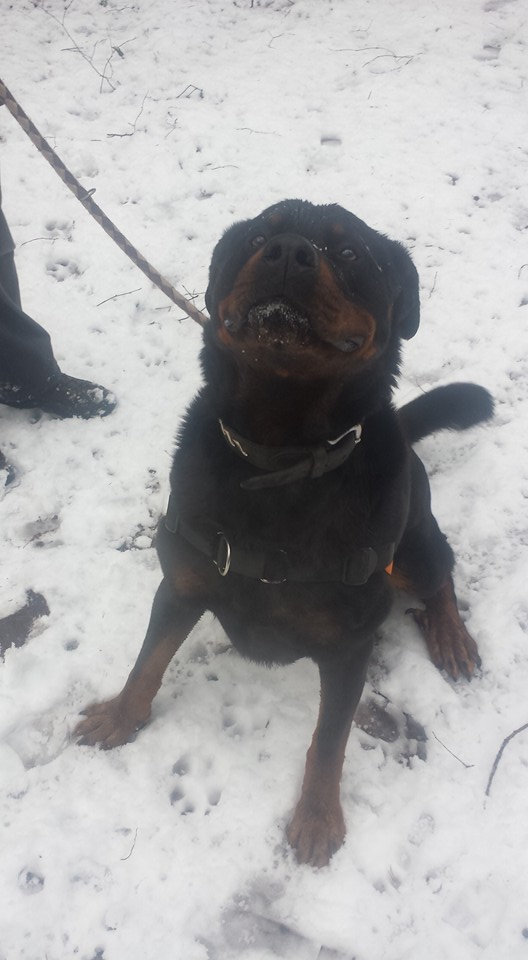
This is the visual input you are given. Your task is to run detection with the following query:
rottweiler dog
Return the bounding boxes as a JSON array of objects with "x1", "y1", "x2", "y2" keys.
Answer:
[{"x1": 76, "y1": 200, "x2": 492, "y2": 867}]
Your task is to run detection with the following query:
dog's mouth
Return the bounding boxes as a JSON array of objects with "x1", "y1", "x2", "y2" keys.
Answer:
[
  {"x1": 246, "y1": 299, "x2": 310, "y2": 347},
  {"x1": 224, "y1": 298, "x2": 364, "y2": 353}
]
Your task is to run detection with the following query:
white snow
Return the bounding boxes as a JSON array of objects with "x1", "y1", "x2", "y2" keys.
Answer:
[{"x1": 1, "y1": 0, "x2": 528, "y2": 957}]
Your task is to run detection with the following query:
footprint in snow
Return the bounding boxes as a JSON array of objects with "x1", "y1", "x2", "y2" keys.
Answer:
[
  {"x1": 0, "y1": 590, "x2": 49, "y2": 656},
  {"x1": 355, "y1": 692, "x2": 427, "y2": 762},
  {"x1": 169, "y1": 754, "x2": 223, "y2": 815},
  {"x1": 46, "y1": 258, "x2": 82, "y2": 281},
  {"x1": 23, "y1": 512, "x2": 61, "y2": 548}
]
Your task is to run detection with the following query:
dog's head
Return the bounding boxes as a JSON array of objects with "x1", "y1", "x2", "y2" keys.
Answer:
[{"x1": 204, "y1": 199, "x2": 419, "y2": 382}]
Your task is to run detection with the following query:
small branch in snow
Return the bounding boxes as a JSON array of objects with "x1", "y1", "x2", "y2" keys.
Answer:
[
  {"x1": 36, "y1": 3, "x2": 135, "y2": 93},
  {"x1": 237, "y1": 127, "x2": 278, "y2": 136},
  {"x1": 176, "y1": 84, "x2": 204, "y2": 100},
  {"x1": 19, "y1": 236, "x2": 57, "y2": 246},
  {"x1": 267, "y1": 33, "x2": 286, "y2": 47},
  {"x1": 120, "y1": 828, "x2": 138, "y2": 861},
  {"x1": 107, "y1": 92, "x2": 149, "y2": 138},
  {"x1": 98, "y1": 38, "x2": 136, "y2": 94},
  {"x1": 485, "y1": 722, "x2": 528, "y2": 797},
  {"x1": 331, "y1": 45, "x2": 398, "y2": 55},
  {"x1": 181, "y1": 286, "x2": 202, "y2": 306},
  {"x1": 518, "y1": 263, "x2": 528, "y2": 278},
  {"x1": 428, "y1": 272, "x2": 438, "y2": 299},
  {"x1": 363, "y1": 52, "x2": 417, "y2": 71},
  {"x1": 37, "y1": 3, "x2": 116, "y2": 91},
  {"x1": 433, "y1": 732, "x2": 474, "y2": 769},
  {"x1": 96, "y1": 288, "x2": 142, "y2": 307}
]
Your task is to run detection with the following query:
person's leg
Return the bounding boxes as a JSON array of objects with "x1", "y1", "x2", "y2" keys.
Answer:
[
  {"x1": 0, "y1": 202, "x2": 21, "y2": 302},
  {"x1": 0, "y1": 281, "x2": 62, "y2": 398},
  {"x1": 0, "y1": 219, "x2": 22, "y2": 306},
  {"x1": 0, "y1": 206, "x2": 116, "y2": 418}
]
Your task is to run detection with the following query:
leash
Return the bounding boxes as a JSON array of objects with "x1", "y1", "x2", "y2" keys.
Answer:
[{"x1": 0, "y1": 78, "x2": 208, "y2": 327}]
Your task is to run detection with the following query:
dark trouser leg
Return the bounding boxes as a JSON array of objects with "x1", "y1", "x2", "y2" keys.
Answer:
[
  {"x1": 0, "y1": 205, "x2": 115, "y2": 418},
  {"x1": 0, "y1": 267, "x2": 60, "y2": 401},
  {"x1": 0, "y1": 244, "x2": 22, "y2": 307},
  {"x1": 287, "y1": 641, "x2": 373, "y2": 867},
  {"x1": 0, "y1": 205, "x2": 60, "y2": 398}
]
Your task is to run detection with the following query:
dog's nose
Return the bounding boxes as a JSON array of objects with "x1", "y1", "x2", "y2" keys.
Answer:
[{"x1": 261, "y1": 233, "x2": 318, "y2": 280}]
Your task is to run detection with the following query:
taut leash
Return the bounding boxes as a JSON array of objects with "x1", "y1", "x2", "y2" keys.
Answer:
[{"x1": 0, "y1": 78, "x2": 208, "y2": 327}]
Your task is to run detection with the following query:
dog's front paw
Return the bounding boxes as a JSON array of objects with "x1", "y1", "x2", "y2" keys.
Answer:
[
  {"x1": 74, "y1": 694, "x2": 151, "y2": 749},
  {"x1": 286, "y1": 799, "x2": 346, "y2": 867}
]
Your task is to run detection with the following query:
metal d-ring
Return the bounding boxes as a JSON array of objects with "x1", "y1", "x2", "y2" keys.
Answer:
[{"x1": 214, "y1": 532, "x2": 232, "y2": 576}]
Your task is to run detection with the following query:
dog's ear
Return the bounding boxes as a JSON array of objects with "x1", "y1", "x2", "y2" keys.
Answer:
[{"x1": 390, "y1": 242, "x2": 420, "y2": 340}]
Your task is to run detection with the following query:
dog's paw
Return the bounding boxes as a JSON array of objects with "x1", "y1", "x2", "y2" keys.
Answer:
[
  {"x1": 407, "y1": 606, "x2": 481, "y2": 681},
  {"x1": 74, "y1": 695, "x2": 150, "y2": 749},
  {"x1": 286, "y1": 799, "x2": 345, "y2": 868}
]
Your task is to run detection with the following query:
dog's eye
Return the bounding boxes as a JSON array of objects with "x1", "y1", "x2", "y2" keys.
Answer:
[
  {"x1": 340, "y1": 247, "x2": 358, "y2": 260},
  {"x1": 251, "y1": 235, "x2": 267, "y2": 248}
]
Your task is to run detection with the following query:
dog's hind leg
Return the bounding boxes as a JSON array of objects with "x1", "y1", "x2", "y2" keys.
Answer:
[
  {"x1": 394, "y1": 513, "x2": 481, "y2": 681},
  {"x1": 392, "y1": 449, "x2": 481, "y2": 681},
  {"x1": 287, "y1": 641, "x2": 373, "y2": 867},
  {"x1": 75, "y1": 578, "x2": 204, "y2": 748}
]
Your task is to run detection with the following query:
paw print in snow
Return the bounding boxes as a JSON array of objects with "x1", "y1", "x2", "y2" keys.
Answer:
[
  {"x1": 169, "y1": 754, "x2": 223, "y2": 815},
  {"x1": 45, "y1": 219, "x2": 74, "y2": 241},
  {"x1": 46, "y1": 258, "x2": 82, "y2": 281}
]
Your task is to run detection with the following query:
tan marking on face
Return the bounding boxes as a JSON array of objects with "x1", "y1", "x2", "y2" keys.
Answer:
[
  {"x1": 217, "y1": 248, "x2": 265, "y2": 328},
  {"x1": 215, "y1": 240, "x2": 380, "y2": 369},
  {"x1": 312, "y1": 259, "x2": 377, "y2": 359}
]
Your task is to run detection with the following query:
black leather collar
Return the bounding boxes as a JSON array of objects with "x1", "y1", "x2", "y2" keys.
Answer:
[{"x1": 218, "y1": 419, "x2": 362, "y2": 489}]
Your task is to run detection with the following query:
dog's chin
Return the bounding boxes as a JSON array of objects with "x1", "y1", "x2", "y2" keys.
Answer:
[
  {"x1": 223, "y1": 299, "x2": 364, "y2": 353},
  {"x1": 245, "y1": 299, "x2": 310, "y2": 348}
]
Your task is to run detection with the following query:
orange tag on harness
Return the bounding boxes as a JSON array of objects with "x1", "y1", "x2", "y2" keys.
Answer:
[{"x1": 385, "y1": 561, "x2": 394, "y2": 576}]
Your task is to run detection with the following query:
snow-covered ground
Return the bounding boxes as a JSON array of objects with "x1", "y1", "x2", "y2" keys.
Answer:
[{"x1": 1, "y1": 0, "x2": 528, "y2": 957}]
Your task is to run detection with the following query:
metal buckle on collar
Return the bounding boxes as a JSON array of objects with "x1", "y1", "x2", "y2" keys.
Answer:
[
  {"x1": 214, "y1": 532, "x2": 232, "y2": 576},
  {"x1": 219, "y1": 420, "x2": 248, "y2": 458},
  {"x1": 327, "y1": 423, "x2": 362, "y2": 447}
]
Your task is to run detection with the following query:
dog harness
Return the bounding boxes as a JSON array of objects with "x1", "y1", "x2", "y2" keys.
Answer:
[{"x1": 164, "y1": 419, "x2": 395, "y2": 586}]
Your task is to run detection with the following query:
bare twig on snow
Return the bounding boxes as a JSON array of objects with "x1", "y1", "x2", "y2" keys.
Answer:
[{"x1": 485, "y1": 722, "x2": 528, "y2": 797}]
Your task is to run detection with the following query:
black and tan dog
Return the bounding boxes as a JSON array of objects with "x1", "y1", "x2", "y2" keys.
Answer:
[{"x1": 76, "y1": 200, "x2": 492, "y2": 866}]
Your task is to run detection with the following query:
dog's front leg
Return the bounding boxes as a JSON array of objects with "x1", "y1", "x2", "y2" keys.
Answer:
[
  {"x1": 75, "y1": 578, "x2": 204, "y2": 749},
  {"x1": 287, "y1": 641, "x2": 372, "y2": 867}
]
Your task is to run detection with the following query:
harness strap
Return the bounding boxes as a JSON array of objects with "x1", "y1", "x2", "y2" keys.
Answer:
[{"x1": 165, "y1": 495, "x2": 394, "y2": 586}]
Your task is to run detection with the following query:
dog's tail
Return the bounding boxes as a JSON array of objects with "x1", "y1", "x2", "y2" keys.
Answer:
[{"x1": 398, "y1": 383, "x2": 494, "y2": 444}]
